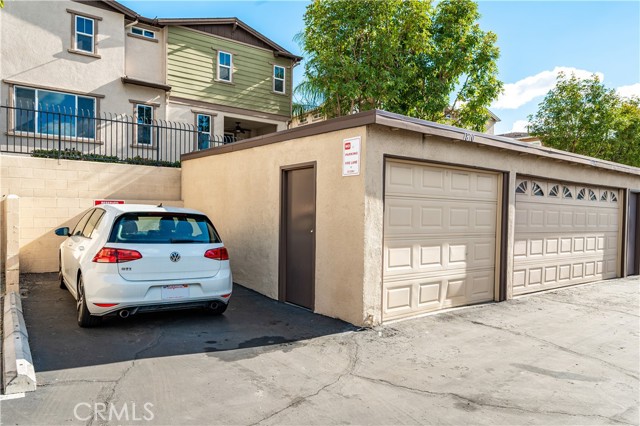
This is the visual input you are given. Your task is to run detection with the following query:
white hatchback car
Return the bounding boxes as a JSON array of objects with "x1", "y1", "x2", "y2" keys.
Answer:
[{"x1": 55, "y1": 204, "x2": 233, "y2": 327}]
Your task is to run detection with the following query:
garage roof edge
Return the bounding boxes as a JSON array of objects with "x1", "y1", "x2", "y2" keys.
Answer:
[
  {"x1": 181, "y1": 109, "x2": 640, "y2": 177},
  {"x1": 181, "y1": 109, "x2": 377, "y2": 161}
]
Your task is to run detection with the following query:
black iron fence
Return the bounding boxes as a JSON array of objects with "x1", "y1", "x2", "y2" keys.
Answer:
[{"x1": 1, "y1": 104, "x2": 234, "y2": 166}]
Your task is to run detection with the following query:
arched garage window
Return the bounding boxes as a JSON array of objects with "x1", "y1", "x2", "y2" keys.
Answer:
[
  {"x1": 532, "y1": 182, "x2": 544, "y2": 196},
  {"x1": 516, "y1": 181, "x2": 528, "y2": 194}
]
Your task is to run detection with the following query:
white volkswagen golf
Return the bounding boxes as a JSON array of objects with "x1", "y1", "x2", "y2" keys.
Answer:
[{"x1": 55, "y1": 204, "x2": 233, "y2": 327}]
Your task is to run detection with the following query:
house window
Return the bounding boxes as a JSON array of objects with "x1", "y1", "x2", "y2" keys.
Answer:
[
  {"x1": 218, "y1": 51, "x2": 232, "y2": 82},
  {"x1": 13, "y1": 86, "x2": 96, "y2": 138},
  {"x1": 75, "y1": 16, "x2": 95, "y2": 53},
  {"x1": 131, "y1": 27, "x2": 155, "y2": 39},
  {"x1": 273, "y1": 65, "x2": 285, "y2": 94},
  {"x1": 549, "y1": 185, "x2": 559, "y2": 197},
  {"x1": 563, "y1": 186, "x2": 573, "y2": 199},
  {"x1": 197, "y1": 114, "x2": 212, "y2": 149},
  {"x1": 136, "y1": 104, "x2": 154, "y2": 145},
  {"x1": 312, "y1": 111, "x2": 323, "y2": 121}
]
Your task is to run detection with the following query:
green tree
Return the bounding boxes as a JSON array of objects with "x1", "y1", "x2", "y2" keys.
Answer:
[
  {"x1": 295, "y1": 0, "x2": 502, "y2": 131},
  {"x1": 529, "y1": 73, "x2": 640, "y2": 167}
]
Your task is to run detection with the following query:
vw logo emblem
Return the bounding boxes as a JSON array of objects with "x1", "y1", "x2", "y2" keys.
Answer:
[{"x1": 169, "y1": 252, "x2": 181, "y2": 262}]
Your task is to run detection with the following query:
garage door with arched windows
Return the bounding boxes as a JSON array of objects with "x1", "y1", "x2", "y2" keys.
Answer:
[{"x1": 513, "y1": 177, "x2": 620, "y2": 295}]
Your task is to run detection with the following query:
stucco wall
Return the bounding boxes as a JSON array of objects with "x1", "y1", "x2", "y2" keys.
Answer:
[
  {"x1": 181, "y1": 128, "x2": 369, "y2": 325},
  {"x1": 0, "y1": 1, "x2": 167, "y2": 119},
  {"x1": 0, "y1": 154, "x2": 183, "y2": 273},
  {"x1": 125, "y1": 26, "x2": 166, "y2": 85}
]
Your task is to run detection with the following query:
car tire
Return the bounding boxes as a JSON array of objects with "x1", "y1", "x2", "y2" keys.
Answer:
[
  {"x1": 77, "y1": 275, "x2": 101, "y2": 328},
  {"x1": 59, "y1": 259, "x2": 66, "y2": 290},
  {"x1": 206, "y1": 301, "x2": 228, "y2": 316}
]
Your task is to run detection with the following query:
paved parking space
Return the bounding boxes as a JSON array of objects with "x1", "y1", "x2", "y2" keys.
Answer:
[{"x1": 1, "y1": 274, "x2": 638, "y2": 425}]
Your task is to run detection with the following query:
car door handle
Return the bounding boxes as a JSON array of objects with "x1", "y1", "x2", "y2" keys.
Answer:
[{"x1": 79, "y1": 246, "x2": 85, "y2": 251}]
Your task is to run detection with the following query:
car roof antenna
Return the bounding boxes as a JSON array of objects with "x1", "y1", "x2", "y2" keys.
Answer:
[{"x1": 157, "y1": 203, "x2": 163, "y2": 207}]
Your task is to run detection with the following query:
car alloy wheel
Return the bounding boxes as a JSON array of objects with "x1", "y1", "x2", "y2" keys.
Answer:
[{"x1": 76, "y1": 275, "x2": 101, "y2": 328}]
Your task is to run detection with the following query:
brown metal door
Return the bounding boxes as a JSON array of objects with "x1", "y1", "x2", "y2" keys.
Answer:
[
  {"x1": 281, "y1": 166, "x2": 316, "y2": 309},
  {"x1": 628, "y1": 193, "x2": 639, "y2": 276}
]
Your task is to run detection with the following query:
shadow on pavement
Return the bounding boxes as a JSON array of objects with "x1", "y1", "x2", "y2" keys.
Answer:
[{"x1": 20, "y1": 273, "x2": 356, "y2": 373}]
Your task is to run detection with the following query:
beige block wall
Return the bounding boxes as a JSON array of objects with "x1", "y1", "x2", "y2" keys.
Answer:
[
  {"x1": 0, "y1": 154, "x2": 183, "y2": 273},
  {"x1": 182, "y1": 128, "x2": 369, "y2": 325},
  {"x1": 364, "y1": 125, "x2": 640, "y2": 322}
]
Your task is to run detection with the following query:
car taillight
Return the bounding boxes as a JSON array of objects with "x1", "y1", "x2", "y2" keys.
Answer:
[
  {"x1": 92, "y1": 248, "x2": 142, "y2": 263},
  {"x1": 204, "y1": 247, "x2": 229, "y2": 261}
]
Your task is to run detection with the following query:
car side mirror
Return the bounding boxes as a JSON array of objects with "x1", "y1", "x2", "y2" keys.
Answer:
[{"x1": 54, "y1": 227, "x2": 70, "y2": 237}]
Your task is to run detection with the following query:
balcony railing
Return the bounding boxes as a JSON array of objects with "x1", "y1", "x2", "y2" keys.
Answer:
[{"x1": 1, "y1": 104, "x2": 234, "y2": 166}]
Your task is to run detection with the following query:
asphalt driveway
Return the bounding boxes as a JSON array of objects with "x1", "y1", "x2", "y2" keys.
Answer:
[{"x1": 1, "y1": 274, "x2": 638, "y2": 425}]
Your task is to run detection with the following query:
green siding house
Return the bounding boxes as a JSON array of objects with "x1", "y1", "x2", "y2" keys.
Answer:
[{"x1": 160, "y1": 18, "x2": 301, "y2": 143}]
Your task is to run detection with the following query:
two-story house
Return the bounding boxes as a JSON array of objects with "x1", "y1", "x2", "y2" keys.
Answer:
[{"x1": 0, "y1": 0, "x2": 301, "y2": 161}]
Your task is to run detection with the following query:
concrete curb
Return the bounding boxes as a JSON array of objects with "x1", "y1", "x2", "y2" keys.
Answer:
[{"x1": 3, "y1": 292, "x2": 36, "y2": 394}]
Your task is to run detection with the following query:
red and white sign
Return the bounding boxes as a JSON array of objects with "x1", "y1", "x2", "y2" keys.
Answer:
[
  {"x1": 342, "y1": 136, "x2": 361, "y2": 176},
  {"x1": 94, "y1": 200, "x2": 125, "y2": 206}
]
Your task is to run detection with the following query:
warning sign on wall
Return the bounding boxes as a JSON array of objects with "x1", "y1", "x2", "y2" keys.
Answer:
[
  {"x1": 94, "y1": 200, "x2": 125, "y2": 206},
  {"x1": 342, "y1": 136, "x2": 361, "y2": 176}
]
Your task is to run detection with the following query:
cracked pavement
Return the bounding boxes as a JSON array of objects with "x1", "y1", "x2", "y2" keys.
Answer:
[{"x1": 0, "y1": 274, "x2": 638, "y2": 425}]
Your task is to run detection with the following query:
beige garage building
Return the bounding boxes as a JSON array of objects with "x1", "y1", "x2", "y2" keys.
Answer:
[{"x1": 181, "y1": 110, "x2": 640, "y2": 326}]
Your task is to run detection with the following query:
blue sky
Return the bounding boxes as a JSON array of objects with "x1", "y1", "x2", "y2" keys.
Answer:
[{"x1": 121, "y1": 0, "x2": 640, "y2": 134}]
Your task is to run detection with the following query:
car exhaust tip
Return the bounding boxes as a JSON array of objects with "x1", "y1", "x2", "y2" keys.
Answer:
[
  {"x1": 119, "y1": 309, "x2": 130, "y2": 318},
  {"x1": 209, "y1": 301, "x2": 220, "y2": 310}
]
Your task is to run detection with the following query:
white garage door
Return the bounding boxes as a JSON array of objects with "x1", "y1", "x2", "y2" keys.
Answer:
[
  {"x1": 513, "y1": 178, "x2": 620, "y2": 295},
  {"x1": 383, "y1": 161, "x2": 500, "y2": 321}
]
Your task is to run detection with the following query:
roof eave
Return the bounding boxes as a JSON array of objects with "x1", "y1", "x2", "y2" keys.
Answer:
[{"x1": 157, "y1": 17, "x2": 301, "y2": 61}]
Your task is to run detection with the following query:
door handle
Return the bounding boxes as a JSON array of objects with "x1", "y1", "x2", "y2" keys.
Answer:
[
  {"x1": 310, "y1": 229, "x2": 314, "y2": 233},
  {"x1": 79, "y1": 246, "x2": 85, "y2": 251}
]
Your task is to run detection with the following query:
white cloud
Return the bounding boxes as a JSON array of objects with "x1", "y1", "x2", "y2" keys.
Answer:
[
  {"x1": 617, "y1": 83, "x2": 640, "y2": 99},
  {"x1": 492, "y1": 66, "x2": 604, "y2": 110},
  {"x1": 510, "y1": 120, "x2": 530, "y2": 133}
]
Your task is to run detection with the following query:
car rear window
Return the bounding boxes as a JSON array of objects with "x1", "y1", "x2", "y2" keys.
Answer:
[{"x1": 108, "y1": 213, "x2": 221, "y2": 244}]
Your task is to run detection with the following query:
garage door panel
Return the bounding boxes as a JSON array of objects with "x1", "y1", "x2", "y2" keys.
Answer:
[
  {"x1": 385, "y1": 197, "x2": 497, "y2": 236},
  {"x1": 514, "y1": 178, "x2": 620, "y2": 295},
  {"x1": 515, "y1": 232, "x2": 616, "y2": 261},
  {"x1": 383, "y1": 270, "x2": 495, "y2": 319},
  {"x1": 383, "y1": 162, "x2": 499, "y2": 321},
  {"x1": 386, "y1": 163, "x2": 498, "y2": 201},
  {"x1": 384, "y1": 237, "x2": 496, "y2": 278},
  {"x1": 516, "y1": 203, "x2": 618, "y2": 233}
]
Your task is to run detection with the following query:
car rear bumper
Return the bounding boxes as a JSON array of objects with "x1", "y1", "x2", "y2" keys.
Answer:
[{"x1": 83, "y1": 268, "x2": 233, "y2": 316}]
